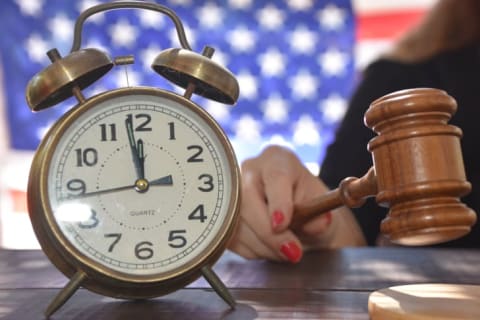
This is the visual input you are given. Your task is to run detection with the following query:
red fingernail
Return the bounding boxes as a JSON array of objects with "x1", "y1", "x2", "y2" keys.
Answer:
[
  {"x1": 272, "y1": 210, "x2": 285, "y2": 229},
  {"x1": 324, "y1": 211, "x2": 332, "y2": 226},
  {"x1": 280, "y1": 241, "x2": 302, "y2": 263}
]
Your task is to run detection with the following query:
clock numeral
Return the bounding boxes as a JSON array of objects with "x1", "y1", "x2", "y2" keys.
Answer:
[
  {"x1": 187, "y1": 145, "x2": 203, "y2": 162},
  {"x1": 135, "y1": 241, "x2": 154, "y2": 260},
  {"x1": 99, "y1": 123, "x2": 117, "y2": 141},
  {"x1": 168, "y1": 121, "x2": 175, "y2": 140},
  {"x1": 75, "y1": 148, "x2": 98, "y2": 167},
  {"x1": 127, "y1": 113, "x2": 152, "y2": 132},
  {"x1": 78, "y1": 209, "x2": 99, "y2": 229},
  {"x1": 104, "y1": 233, "x2": 122, "y2": 252},
  {"x1": 198, "y1": 174, "x2": 214, "y2": 192},
  {"x1": 168, "y1": 230, "x2": 187, "y2": 248},
  {"x1": 66, "y1": 179, "x2": 86, "y2": 196},
  {"x1": 188, "y1": 205, "x2": 207, "y2": 223}
]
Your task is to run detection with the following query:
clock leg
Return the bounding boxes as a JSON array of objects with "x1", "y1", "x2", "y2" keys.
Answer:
[
  {"x1": 201, "y1": 265, "x2": 236, "y2": 308},
  {"x1": 45, "y1": 270, "x2": 87, "y2": 317}
]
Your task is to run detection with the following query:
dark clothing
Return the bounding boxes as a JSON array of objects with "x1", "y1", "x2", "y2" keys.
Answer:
[{"x1": 320, "y1": 43, "x2": 480, "y2": 247}]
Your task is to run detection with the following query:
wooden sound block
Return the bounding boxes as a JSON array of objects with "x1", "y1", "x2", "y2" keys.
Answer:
[{"x1": 368, "y1": 284, "x2": 480, "y2": 319}]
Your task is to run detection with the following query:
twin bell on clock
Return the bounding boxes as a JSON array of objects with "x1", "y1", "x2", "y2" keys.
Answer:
[{"x1": 25, "y1": 1, "x2": 240, "y2": 317}]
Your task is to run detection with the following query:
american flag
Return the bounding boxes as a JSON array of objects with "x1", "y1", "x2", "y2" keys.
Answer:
[
  {"x1": 0, "y1": 0, "x2": 432, "y2": 248},
  {"x1": 0, "y1": 0, "x2": 355, "y2": 166}
]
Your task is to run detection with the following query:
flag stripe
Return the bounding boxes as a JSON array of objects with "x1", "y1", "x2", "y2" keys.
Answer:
[{"x1": 357, "y1": 9, "x2": 426, "y2": 41}]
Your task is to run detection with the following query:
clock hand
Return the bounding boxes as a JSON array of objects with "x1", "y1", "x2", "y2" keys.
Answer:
[
  {"x1": 149, "y1": 175, "x2": 173, "y2": 186},
  {"x1": 125, "y1": 117, "x2": 144, "y2": 180},
  {"x1": 65, "y1": 184, "x2": 136, "y2": 199},
  {"x1": 64, "y1": 175, "x2": 173, "y2": 200},
  {"x1": 137, "y1": 138, "x2": 146, "y2": 179}
]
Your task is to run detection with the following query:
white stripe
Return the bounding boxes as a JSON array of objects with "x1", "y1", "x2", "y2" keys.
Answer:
[
  {"x1": 353, "y1": 0, "x2": 437, "y2": 14},
  {"x1": 355, "y1": 39, "x2": 394, "y2": 70}
]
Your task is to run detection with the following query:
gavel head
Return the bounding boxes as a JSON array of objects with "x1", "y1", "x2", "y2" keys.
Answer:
[{"x1": 364, "y1": 88, "x2": 477, "y2": 246}]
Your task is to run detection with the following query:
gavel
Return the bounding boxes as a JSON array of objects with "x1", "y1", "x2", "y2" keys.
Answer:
[{"x1": 291, "y1": 88, "x2": 477, "y2": 246}]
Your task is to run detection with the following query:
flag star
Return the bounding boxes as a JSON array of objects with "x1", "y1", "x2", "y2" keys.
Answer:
[
  {"x1": 319, "y1": 93, "x2": 348, "y2": 124},
  {"x1": 140, "y1": 44, "x2": 163, "y2": 71},
  {"x1": 210, "y1": 49, "x2": 229, "y2": 68},
  {"x1": 288, "y1": 69, "x2": 319, "y2": 100},
  {"x1": 83, "y1": 39, "x2": 109, "y2": 52},
  {"x1": 317, "y1": 4, "x2": 347, "y2": 31},
  {"x1": 167, "y1": 0, "x2": 192, "y2": 6},
  {"x1": 257, "y1": 47, "x2": 286, "y2": 77},
  {"x1": 261, "y1": 94, "x2": 289, "y2": 123},
  {"x1": 228, "y1": 0, "x2": 253, "y2": 10},
  {"x1": 261, "y1": 135, "x2": 295, "y2": 150},
  {"x1": 289, "y1": 25, "x2": 317, "y2": 54},
  {"x1": 77, "y1": 0, "x2": 104, "y2": 23},
  {"x1": 234, "y1": 115, "x2": 262, "y2": 142},
  {"x1": 24, "y1": 33, "x2": 50, "y2": 64},
  {"x1": 113, "y1": 68, "x2": 142, "y2": 87},
  {"x1": 318, "y1": 48, "x2": 349, "y2": 77},
  {"x1": 286, "y1": 0, "x2": 313, "y2": 11},
  {"x1": 109, "y1": 19, "x2": 139, "y2": 48},
  {"x1": 293, "y1": 115, "x2": 321, "y2": 146},
  {"x1": 48, "y1": 14, "x2": 74, "y2": 42},
  {"x1": 86, "y1": 84, "x2": 108, "y2": 97},
  {"x1": 169, "y1": 24, "x2": 196, "y2": 48},
  {"x1": 236, "y1": 70, "x2": 258, "y2": 100},
  {"x1": 196, "y1": 3, "x2": 224, "y2": 28},
  {"x1": 137, "y1": 9, "x2": 166, "y2": 29},
  {"x1": 256, "y1": 4, "x2": 285, "y2": 30},
  {"x1": 205, "y1": 100, "x2": 231, "y2": 123},
  {"x1": 15, "y1": 0, "x2": 43, "y2": 16},
  {"x1": 227, "y1": 26, "x2": 256, "y2": 53},
  {"x1": 77, "y1": 0, "x2": 99, "y2": 13}
]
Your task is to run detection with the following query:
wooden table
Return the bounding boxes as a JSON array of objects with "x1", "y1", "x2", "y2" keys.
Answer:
[{"x1": 0, "y1": 247, "x2": 479, "y2": 319}]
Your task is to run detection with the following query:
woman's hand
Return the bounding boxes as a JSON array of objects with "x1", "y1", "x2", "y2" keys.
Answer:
[{"x1": 227, "y1": 145, "x2": 358, "y2": 263}]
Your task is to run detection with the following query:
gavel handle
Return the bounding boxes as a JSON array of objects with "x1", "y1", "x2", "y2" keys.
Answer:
[{"x1": 291, "y1": 167, "x2": 378, "y2": 231}]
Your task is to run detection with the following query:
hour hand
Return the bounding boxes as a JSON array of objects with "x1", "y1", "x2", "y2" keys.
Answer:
[
  {"x1": 137, "y1": 139, "x2": 146, "y2": 179},
  {"x1": 125, "y1": 117, "x2": 144, "y2": 180},
  {"x1": 150, "y1": 175, "x2": 173, "y2": 186}
]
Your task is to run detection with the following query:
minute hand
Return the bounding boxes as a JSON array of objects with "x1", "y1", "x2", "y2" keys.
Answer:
[
  {"x1": 125, "y1": 117, "x2": 144, "y2": 179},
  {"x1": 66, "y1": 184, "x2": 136, "y2": 199},
  {"x1": 66, "y1": 176, "x2": 173, "y2": 200}
]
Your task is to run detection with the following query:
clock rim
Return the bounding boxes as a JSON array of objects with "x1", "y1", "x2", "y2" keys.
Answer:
[{"x1": 27, "y1": 86, "x2": 240, "y2": 298}]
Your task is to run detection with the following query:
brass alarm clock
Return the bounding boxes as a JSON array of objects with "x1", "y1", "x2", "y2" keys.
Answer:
[{"x1": 25, "y1": 2, "x2": 240, "y2": 317}]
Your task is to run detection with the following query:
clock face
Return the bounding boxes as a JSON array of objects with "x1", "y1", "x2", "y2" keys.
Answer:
[{"x1": 40, "y1": 88, "x2": 238, "y2": 278}]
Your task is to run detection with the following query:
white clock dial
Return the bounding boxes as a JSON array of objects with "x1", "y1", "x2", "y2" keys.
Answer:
[{"x1": 44, "y1": 89, "x2": 237, "y2": 277}]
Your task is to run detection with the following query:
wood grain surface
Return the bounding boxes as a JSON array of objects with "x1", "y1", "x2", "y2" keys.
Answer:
[
  {"x1": 0, "y1": 248, "x2": 479, "y2": 319},
  {"x1": 369, "y1": 283, "x2": 480, "y2": 320}
]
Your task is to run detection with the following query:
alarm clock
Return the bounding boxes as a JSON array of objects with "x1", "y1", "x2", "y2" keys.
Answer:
[{"x1": 25, "y1": 1, "x2": 240, "y2": 317}]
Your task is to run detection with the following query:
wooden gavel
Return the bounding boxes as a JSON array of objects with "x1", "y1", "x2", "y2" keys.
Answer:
[{"x1": 292, "y1": 88, "x2": 477, "y2": 246}]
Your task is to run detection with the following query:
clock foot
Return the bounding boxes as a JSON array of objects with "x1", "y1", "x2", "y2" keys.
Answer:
[
  {"x1": 45, "y1": 270, "x2": 87, "y2": 317},
  {"x1": 201, "y1": 265, "x2": 236, "y2": 309}
]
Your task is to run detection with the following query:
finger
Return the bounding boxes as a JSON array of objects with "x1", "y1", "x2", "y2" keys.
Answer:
[
  {"x1": 240, "y1": 183, "x2": 304, "y2": 263},
  {"x1": 228, "y1": 219, "x2": 281, "y2": 261},
  {"x1": 234, "y1": 170, "x2": 285, "y2": 260},
  {"x1": 297, "y1": 211, "x2": 335, "y2": 248},
  {"x1": 257, "y1": 149, "x2": 298, "y2": 231},
  {"x1": 301, "y1": 211, "x2": 333, "y2": 236},
  {"x1": 228, "y1": 243, "x2": 258, "y2": 260},
  {"x1": 263, "y1": 170, "x2": 294, "y2": 232},
  {"x1": 239, "y1": 151, "x2": 304, "y2": 263}
]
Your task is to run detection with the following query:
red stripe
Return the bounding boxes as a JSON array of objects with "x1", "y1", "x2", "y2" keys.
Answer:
[
  {"x1": 357, "y1": 9, "x2": 427, "y2": 41},
  {"x1": 9, "y1": 189, "x2": 28, "y2": 213}
]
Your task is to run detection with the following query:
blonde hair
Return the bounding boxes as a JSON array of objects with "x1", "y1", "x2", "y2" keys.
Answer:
[{"x1": 384, "y1": 0, "x2": 480, "y2": 62}]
